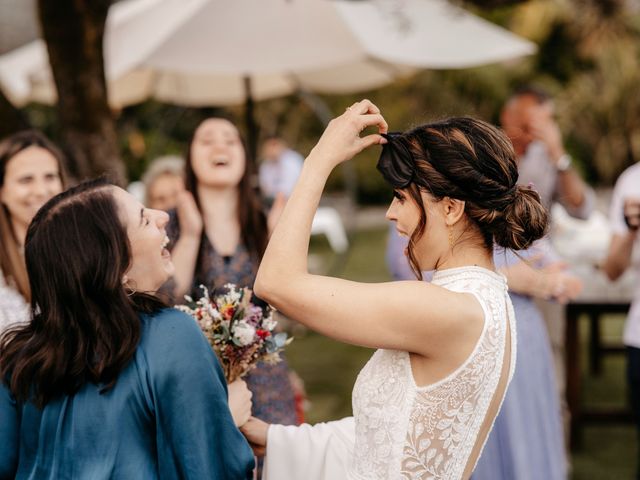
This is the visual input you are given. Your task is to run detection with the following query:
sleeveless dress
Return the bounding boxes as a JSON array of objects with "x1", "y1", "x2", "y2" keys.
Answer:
[{"x1": 264, "y1": 266, "x2": 516, "y2": 480}]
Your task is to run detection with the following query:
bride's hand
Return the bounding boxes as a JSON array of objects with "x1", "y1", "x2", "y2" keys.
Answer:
[
  {"x1": 240, "y1": 416, "x2": 269, "y2": 457},
  {"x1": 308, "y1": 99, "x2": 388, "y2": 170}
]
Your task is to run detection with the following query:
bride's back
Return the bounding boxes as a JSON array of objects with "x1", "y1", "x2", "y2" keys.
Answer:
[{"x1": 351, "y1": 266, "x2": 515, "y2": 480}]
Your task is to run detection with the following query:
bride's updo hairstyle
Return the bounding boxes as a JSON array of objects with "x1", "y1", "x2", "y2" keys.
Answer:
[{"x1": 377, "y1": 117, "x2": 548, "y2": 279}]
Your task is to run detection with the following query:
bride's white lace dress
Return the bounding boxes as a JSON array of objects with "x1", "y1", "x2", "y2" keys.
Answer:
[{"x1": 264, "y1": 266, "x2": 516, "y2": 480}]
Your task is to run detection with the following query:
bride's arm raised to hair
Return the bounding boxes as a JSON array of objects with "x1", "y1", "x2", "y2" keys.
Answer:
[{"x1": 254, "y1": 100, "x2": 482, "y2": 356}]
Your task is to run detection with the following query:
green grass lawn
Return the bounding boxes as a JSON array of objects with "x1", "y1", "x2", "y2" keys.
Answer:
[{"x1": 286, "y1": 226, "x2": 637, "y2": 479}]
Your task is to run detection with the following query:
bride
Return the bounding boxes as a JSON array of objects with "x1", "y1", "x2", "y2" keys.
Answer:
[{"x1": 242, "y1": 100, "x2": 548, "y2": 480}]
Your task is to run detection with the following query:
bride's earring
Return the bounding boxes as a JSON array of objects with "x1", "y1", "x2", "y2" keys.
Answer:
[{"x1": 448, "y1": 225, "x2": 455, "y2": 252}]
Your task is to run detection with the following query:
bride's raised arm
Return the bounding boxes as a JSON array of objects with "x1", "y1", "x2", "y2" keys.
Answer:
[{"x1": 254, "y1": 100, "x2": 482, "y2": 356}]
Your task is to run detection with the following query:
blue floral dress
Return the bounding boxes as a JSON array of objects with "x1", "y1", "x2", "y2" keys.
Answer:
[{"x1": 472, "y1": 249, "x2": 566, "y2": 480}]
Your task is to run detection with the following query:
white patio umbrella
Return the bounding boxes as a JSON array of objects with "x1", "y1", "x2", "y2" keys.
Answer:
[
  {"x1": 0, "y1": 0, "x2": 536, "y2": 253},
  {"x1": 0, "y1": 0, "x2": 535, "y2": 109}
]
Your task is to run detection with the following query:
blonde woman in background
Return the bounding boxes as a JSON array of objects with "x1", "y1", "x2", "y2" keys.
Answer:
[
  {"x1": 0, "y1": 131, "x2": 66, "y2": 332},
  {"x1": 141, "y1": 155, "x2": 185, "y2": 212}
]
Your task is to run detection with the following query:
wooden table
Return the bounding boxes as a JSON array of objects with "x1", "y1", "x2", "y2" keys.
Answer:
[
  {"x1": 565, "y1": 301, "x2": 632, "y2": 449},
  {"x1": 564, "y1": 264, "x2": 636, "y2": 449}
]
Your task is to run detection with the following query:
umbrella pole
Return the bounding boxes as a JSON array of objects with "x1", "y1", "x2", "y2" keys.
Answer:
[{"x1": 243, "y1": 76, "x2": 259, "y2": 163}]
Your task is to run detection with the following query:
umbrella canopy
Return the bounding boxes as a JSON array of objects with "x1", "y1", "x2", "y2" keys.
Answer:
[{"x1": 0, "y1": 0, "x2": 535, "y2": 108}]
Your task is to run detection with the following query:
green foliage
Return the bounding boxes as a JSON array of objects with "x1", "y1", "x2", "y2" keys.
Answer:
[
  {"x1": 536, "y1": 19, "x2": 594, "y2": 83},
  {"x1": 18, "y1": 0, "x2": 640, "y2": 198}
]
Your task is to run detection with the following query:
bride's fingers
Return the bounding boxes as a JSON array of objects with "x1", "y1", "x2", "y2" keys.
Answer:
[
  {"x1": 346, "y1": 102, "x2": 360, "y2": 112},
  {"x1": 357, "y1": 113, "x2": 388, "y2": 135},
  {"x1": 349, "y1": 99, "x2": 381, "y2": 116},
  {"x1": 359, "y1": 133, "x2": 388, "y2": 150}
]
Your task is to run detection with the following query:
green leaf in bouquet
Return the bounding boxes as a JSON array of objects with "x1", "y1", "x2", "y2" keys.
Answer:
[
  {"x1": 217, "y1": 324, "x2": 233, "y2": 343},
  {"x1": 232, "y1": 307, "x2": 245, "y2": 322},
  {"x1": 265, "y1": 332, "x2": 289, "y2": 353}
]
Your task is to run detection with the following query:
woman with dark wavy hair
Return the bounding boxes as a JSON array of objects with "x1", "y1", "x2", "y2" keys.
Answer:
[
  {"x1": 0, "y1": 179, "x2": 254, "y2": 479},
  {"x1": 241, "y1": 100, "x2": 549, "y2": 480},
  {"x1": 0, "y1": 130, "x2": 66, "y2": 331}
]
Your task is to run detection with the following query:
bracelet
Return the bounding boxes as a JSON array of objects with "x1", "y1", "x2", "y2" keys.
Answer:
[{"x1": 556, "y1": 154, "x2": 572, "y2": 172}]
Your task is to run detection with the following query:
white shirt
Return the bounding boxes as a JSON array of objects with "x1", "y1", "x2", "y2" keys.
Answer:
[
  {"x1": 518, "y1": 141, "x2": 595, "y2": 220},
  {"x1": 608, "y1": 163, "x2": 640, "y2": 348},
  {"x1": 259, "y1": 148, "x2": 304, "y2": 199},
  {"x1": 0, "y1": 269, "x2": 30, "y2": 333}
]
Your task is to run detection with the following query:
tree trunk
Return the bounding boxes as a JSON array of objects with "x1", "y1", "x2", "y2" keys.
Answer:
[
  {"x1": 37, "y1": 0, "x2": 125, "y2": 184},
  {"x1": 0, "y1": 86, "x2": 30, "y2": 138}
]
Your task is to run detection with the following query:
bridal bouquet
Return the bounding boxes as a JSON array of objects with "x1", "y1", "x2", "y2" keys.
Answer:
[{"x1": 177, "y1": 284, "x2": 290, "y2": 383}]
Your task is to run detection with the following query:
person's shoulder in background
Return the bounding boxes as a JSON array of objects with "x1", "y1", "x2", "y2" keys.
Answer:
[
  {"x1": 615, "y1": 163, "x2": 640, "y2": 193},
  {"x1": 281, "y1": 148, "x2": 304, "y2": 167}
]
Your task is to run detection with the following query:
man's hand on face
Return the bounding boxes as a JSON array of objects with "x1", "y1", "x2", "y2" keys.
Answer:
[{"x1": 527, "y1": 103, "x2": 565, "y2": 162}]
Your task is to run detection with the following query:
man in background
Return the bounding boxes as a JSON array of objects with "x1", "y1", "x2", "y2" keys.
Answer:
[
  {"x1": 501, "y1": 86, "x2": 594, "y2": 218},
  {"x1": 259, "y1": 136, "x2": 303, "y2": 203},
  {"x1": 501, "y1": 85, "x2": 595, "y2": 444}
]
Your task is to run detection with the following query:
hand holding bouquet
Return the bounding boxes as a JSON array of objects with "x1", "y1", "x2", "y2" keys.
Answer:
[{"x1": 177, "y1": 284, "x2": 290, "y2": 383}]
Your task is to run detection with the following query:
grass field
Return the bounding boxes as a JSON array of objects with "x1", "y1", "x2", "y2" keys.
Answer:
[{"x1": 285, "y1": 227, "x2": 636, "y2": 479}]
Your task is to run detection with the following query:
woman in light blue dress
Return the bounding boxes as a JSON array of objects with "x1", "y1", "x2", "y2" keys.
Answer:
[{"x1": 472, "y1": 249, "x2": 566, "y2": 480}]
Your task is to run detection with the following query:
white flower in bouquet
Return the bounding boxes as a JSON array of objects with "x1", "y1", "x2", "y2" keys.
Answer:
[
  {"x1": 223, "y1": 283, "x2": 242, "y2": 303},
  {"x1": 233, "y1": 321, "x2": 257, "y2": 346},
  {"x1": 262, "y1": 316, "x2": 277, "y2": 332}
]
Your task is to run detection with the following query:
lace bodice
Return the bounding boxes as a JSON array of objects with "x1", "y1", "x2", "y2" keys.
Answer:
[
  {"x1": 350, "y1": 266, "x2": 516, "y2": 480},
  {"x1": 0, "y1": 269, "x2": 29, "y2": 333}
]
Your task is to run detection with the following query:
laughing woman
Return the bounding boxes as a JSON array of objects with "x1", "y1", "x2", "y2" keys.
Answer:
[
  {"x1": 241, "y1": 100, "x2": 549, "y2": 480},
  {"x1": 0, "y1": 179, "x2": 254, "y2": 479},
  {"x1": 165, "y1": 117, "x2": 298, "y2": 431}
]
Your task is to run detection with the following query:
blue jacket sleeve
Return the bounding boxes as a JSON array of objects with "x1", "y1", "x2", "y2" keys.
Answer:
[
  {"x1": 0, "y1": 381, "x2": 18, "y2": 479},
  {"x1": 142, "y1": 309, "x2": 254, "y2": 479}
]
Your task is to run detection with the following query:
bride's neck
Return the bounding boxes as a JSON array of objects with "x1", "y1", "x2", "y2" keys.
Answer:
[{"x1": 436, "y1": 246, "x2": 494, "y2": 272}]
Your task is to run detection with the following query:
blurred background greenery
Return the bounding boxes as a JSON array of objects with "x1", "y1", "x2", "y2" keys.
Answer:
[{"x1": 12, "y1": 0, "x2": 640, "y2": 203}]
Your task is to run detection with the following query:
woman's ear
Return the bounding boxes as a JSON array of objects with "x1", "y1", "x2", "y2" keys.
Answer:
[{"x1": 443, "y1": 197, "x2": 466, "y2": 226}]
